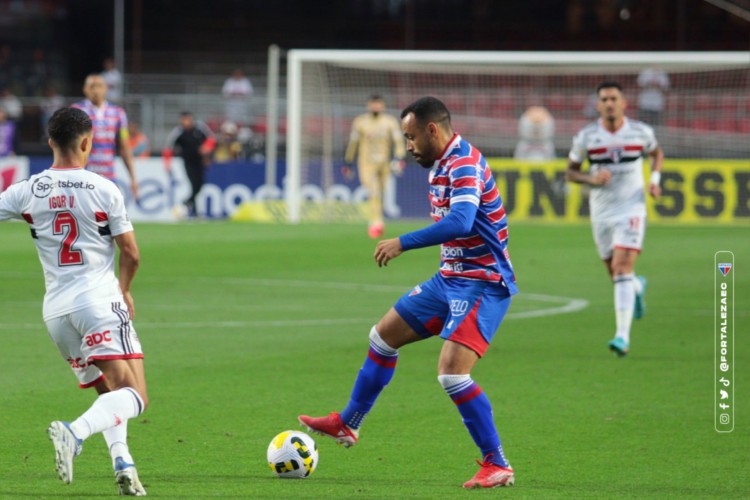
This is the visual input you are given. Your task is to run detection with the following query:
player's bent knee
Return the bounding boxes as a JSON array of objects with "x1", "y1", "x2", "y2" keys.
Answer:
[{"x1": 369, "y1": 325, "x2": 399, "y2": 351}]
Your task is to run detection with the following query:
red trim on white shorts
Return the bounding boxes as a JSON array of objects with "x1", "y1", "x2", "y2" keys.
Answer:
[
  {"x1": 88, "y1": 354, "x2": 144, "y2": 361},
  {"x1": 613, "y1": 245, "x2": 642, "y2": 254},
  {"x1": 79, "y1": 374, "x2": 106, "y2": 389}
]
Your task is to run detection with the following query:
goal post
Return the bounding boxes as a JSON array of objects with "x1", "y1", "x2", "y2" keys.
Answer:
[{"x1": 285, "y1": 50, "x2": 750, "y2": 223}]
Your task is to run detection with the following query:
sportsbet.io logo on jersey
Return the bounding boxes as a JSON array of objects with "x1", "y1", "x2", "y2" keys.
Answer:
[
  {"x1": 32, "y1": 176, "x2": 96, "y2": 199},
  {"x1": 32, "y1": 175, "x2": 54, "y2": 198}
]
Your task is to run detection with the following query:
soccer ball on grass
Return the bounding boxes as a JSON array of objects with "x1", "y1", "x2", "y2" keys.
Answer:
[{"x1": 267, "y1": 430, "x2": 318, "y2": 478}]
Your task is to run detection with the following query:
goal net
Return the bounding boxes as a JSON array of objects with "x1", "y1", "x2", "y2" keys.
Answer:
[{"x1": 285, "y1": 50, "x2": 750, "y2": 223}]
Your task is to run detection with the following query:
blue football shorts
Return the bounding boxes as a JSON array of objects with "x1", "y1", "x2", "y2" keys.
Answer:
[{"x1": 394, "y1": 273, "x2": 512, "y2": 357}]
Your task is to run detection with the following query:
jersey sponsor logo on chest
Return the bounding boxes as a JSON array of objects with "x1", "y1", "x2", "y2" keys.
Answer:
[{"x1": 432, "y1": 205, "x2": 450, "y2": 218}]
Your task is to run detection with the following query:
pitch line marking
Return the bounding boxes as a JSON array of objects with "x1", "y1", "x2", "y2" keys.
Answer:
[{"x1": 0, "y1": 279, "x2": 588, "y2": 329}]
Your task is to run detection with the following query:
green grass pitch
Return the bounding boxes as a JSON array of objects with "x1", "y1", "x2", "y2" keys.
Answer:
[{"x1": 0, "y1": 220, "x2": 747, "y2": 498}]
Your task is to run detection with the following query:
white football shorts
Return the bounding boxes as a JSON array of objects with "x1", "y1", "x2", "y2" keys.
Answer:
[
  {"x1": 591, "y1": 215, "x2": 646, "y2": 260},
  {"x1": 45, "y1": 300, "x2": 144, "y2": 388}
]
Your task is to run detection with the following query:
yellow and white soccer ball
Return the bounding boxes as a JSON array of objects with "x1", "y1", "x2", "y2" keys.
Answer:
[{"x1": 267, "y1": 430, "x2": 318, "y2": 479}]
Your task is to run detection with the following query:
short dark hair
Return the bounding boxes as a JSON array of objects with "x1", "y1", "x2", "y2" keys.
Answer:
[
  {"x1": 48, "y1": 107, "x2": 92, "y2": 150},
  {"x1": 368, "y1": 94, "x2": 383, "y2": 102},
  {"x1": 180, "y1": 111, "x2": 193, "y2": 117},
  {"x1": 596, "y1": 81, "x2": 623, "y2": 94},
  {"x1": 400, "y1": 96, "x2": 451, "y2": 127}
]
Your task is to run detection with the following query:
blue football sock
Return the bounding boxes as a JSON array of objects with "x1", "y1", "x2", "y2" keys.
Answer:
[
  {"x1": 439, "y1": 374, "x2": 510, "y2": 468},
  {"x1": 340, "y1": 328, "x2": 398, "y2": 429}
]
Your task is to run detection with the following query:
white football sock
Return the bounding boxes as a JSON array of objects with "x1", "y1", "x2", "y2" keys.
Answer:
[
  {"x1": 614, "y1": 273, "x2": 635, "y2": 343},
  {"x1": 369, "y1": 326, "x2": 399, "y2": 356},
  {"x1": 70, "y1": 388, "x2": 144, "y2": 441},
  {"x1": 103, "y1": 422, "x2": 134, "y2": 467}
]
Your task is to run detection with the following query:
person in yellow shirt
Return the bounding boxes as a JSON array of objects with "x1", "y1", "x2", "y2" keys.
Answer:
[{"x1": 344, "y1": 95, "x2": 406, "y2": 238}]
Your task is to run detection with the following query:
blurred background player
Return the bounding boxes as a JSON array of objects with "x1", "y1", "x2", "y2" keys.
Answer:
[
  {"x1": 300, "y1": 97, "x2": 518, "y2": 489},
  {"x1": 513, "y1": 105, "x2": 556, "y2": 161},
  {"x1": 73, "y1": 74, "x2": 139, "y2": 198},
  {"x1": 0, "y1": 107, "x2": 148, "y2": 496},
  {"x1": 163, "y1": 111, "x2": 216, "y2": 217},
  {"x1": 343, "y1": 94, "x2": 405, "y2": 238},
  {"x1": 566, "y1": 81, "x2": 663, "y2": 357}
]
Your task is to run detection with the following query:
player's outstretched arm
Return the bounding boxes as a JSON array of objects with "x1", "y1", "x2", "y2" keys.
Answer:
[
  {"x1": 115, "y1": 231, "x2": 140, "y2": 319},
  {"x1": 375, "y1": 201, "x2": 479, "y2": 268}
]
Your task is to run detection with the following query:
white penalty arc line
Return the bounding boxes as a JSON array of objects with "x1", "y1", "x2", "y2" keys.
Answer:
[
  {"x1": 510, "y1": 293, "x2": 589, "y2": 319},
  {"x1": 187, "y1": 277, "x2": 589, "y2": 319}
]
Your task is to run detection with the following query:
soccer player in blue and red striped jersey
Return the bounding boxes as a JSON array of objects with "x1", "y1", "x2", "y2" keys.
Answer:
[
  {"x1": 300, "y1": 97, "x2": 518, "y2": 489},
  {"x1": 73, "y1": 74, "x2": 138, "y2": 198}
]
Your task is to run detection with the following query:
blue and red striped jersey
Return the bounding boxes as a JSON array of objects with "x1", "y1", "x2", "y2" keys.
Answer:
[
  {"x1": 402, "y1": 134, "x2": 517, "y2": 293},
  {"x1": 72, "y1": 100, "x2": 128, "y2": 180}
]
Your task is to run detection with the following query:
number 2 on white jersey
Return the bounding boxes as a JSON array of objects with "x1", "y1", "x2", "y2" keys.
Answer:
[{"x1": 53, "y1": 211, "x2": 83, "y2": 266}]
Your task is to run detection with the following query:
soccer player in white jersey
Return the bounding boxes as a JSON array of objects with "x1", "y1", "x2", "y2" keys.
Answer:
[
  {"x1": 0, "y1": 107, "x2": 148, "y2": 495},
  {"x1": 566, "y1": 81, "x2": 664, "y2": 356}
]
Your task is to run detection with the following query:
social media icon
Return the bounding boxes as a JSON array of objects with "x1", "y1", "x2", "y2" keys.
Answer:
[
  {"x1": 720, "y1": 390, "x2": 729, "y2": 400},
  {"x1": 719, "y1": 403, "x2": 730, "y2": 410},
  {"x1": 719, "y1": 413, "x2": 730, "y2": 425},
  {"x1": 719, "y1": 377, "x2": 730, "y2": 387}
]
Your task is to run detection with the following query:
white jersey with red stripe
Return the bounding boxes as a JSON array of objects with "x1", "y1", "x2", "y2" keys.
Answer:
[
  {"x1": 568, "y1": 117, "x2": 658, "y2": 222},
  {"x1": 0, "y1": 166, "x2": 133, "y2": 320}
]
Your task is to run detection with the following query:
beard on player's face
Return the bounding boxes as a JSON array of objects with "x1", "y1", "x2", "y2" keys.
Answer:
[{"x1": 411, "y1": 142, "x2": 437, "y2": 167}]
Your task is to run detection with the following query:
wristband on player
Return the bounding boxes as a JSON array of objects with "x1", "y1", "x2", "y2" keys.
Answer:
[{"x1": 649, "y1": 171, "x2": 661, "y2": 186}]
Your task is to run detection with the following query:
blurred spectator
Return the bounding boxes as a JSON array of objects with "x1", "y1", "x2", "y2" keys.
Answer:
[
  {"x1": 237, "y1": 125, "x2": 261, "y2": 160},
  {"x1": 514, "y1": 106, "x2": 556, "y2": 161},
  {"x1": 39, "y1": 85, "x2": 64, "y2": 136},
  {"x1": 0, "y1": 87, "x2": 22, "y2": 122},
  {"x1": 102, "y1": 57, "x2": 123, "y2": 102},
  {"x1": 128, "y1": 121, "x2": 151, "y2": 158},
  {"x1": 213, "y1": 121, "x2": 242, "y2": 163},
  {"x1": 0, "y1": 107, "x2": 17, "y2": 157},
  {"x1": 637, "y1": 67, "x2": 669, "y2": 126},
  {"x1": 221, "y1": 68, "x2": 253, "y2": 125}
]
